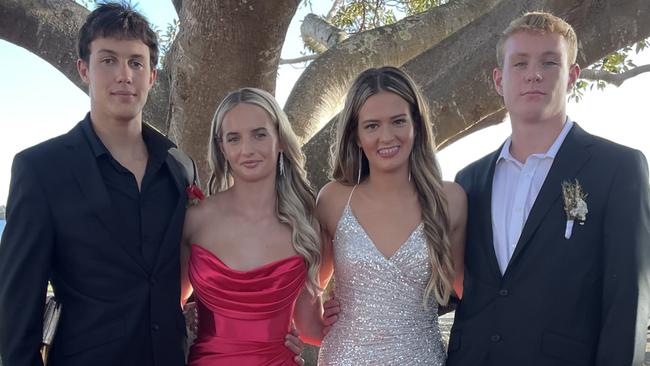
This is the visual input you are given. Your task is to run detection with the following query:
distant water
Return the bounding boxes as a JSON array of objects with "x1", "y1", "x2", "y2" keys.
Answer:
[{"x1": 0, "y1": 220, "x2": 5, "y2": 236}]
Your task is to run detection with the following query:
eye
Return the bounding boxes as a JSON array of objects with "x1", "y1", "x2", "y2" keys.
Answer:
[
  {"x1": 129, "y1": 59, "x2": 145, "y2": 69},
  {"x1": 393, "y1": 118, "x2": 407, "y2": 126},
  {"x1": 226, "y1": 136, "x2": 240, "y2": 143},
  {"x1": 254, "y1": 131, "x2": 267, "y2": 139},
  {"x1": 101, "y1": 57, "x2": 115, "y2": 65},
  {"x1": 543, "y1": 61, "x2": 559, "y2": 67},
  {"x1": 363, "y1": 123, "x2": 378, "y2": 130},
  {"x1": 514, "y1": 61, "x2": 527, "y2": 68}
]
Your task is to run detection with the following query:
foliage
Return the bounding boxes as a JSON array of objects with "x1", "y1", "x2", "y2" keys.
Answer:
[
  {"x1": 570, "y1": 38, "x2": 650, "y2": 102},
  {"x1": 329, "y1": 0, "x2": 446, "y2": 33}
]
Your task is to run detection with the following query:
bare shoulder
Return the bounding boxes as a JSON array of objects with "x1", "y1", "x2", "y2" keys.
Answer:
[
  {"x1": 183, "y1": 192, "x2": 226, "y2": 241},
  {"x1": 442, "y1": 181, "x2": 467, "y2": 229},
  {"x1": 316, "y1": 181, "x2": 354, "y2": 234}
]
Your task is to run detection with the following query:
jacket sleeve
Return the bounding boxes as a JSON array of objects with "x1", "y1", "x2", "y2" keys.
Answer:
[
  {"x1": 596, "y1": 149, "x2": 650, "y2": 365},
  {"x1": 0, "y1": 152, "x2": 55, "y2": 366}
]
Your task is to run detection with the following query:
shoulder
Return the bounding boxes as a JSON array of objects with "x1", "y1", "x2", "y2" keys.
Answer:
[
  {"x1": 316, "y1": 181, "x2": 354, "y2": 233},
  {"x1": 455, "y1": 149, "x2": 499, "y2": 187},
  {"x1": 184, "y1": 192, "x2": 226, "y2": 237}
]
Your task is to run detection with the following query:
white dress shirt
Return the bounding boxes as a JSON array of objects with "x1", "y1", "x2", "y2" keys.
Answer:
[{"x1": 491, "y1": 119, "x2": 574, "y2": 274}]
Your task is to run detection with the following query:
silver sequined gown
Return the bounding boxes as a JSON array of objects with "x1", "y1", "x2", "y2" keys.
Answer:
[{"x1": 318, "y1": 203, "x2": 446, "y2": 366}]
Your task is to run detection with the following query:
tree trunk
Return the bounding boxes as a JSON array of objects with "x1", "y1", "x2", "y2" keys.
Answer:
[{"x1": 163, "y1": 0, "x2": 299, "y2": 183}]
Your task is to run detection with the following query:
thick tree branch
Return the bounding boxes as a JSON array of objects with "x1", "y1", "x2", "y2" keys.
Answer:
[
  {"x1": 579, "y1": 64, "x2": 650, "y2": 86},
  {"x1": 172, "y1": 0, "x2": 182, "y2": 15},
  {"x1": 0, "y1": 0, "x2": 172, "y2": 133},
  {"x1": 301, "y1": 13, "x2": 348, "y2": 53},
  {"x1": 280, "y1": 54, "x2": 319, "y2": 64},
  {"x1": 285, "y1": 0, "x2": 502, "y2": 144},
  {"x1": 302, "y1": 0, "x2": 650, "y2": 189}
]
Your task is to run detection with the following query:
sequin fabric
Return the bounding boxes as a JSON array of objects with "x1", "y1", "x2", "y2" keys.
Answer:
[{"x1": 318, "y1": 204, "x2": 445, "y2": 365}]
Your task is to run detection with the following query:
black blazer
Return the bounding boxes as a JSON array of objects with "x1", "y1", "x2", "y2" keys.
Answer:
[
  {"x1": 0, "y1": 119, "x2": 188, "y2": 366},
  {"x1": 448, "y1": 124, "x2": 650, "y2": 366}
]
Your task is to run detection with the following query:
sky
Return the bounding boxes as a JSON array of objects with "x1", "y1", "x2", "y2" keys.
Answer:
[{"x1": 0, "y1": 1, "x2": 649, "y2": 206}]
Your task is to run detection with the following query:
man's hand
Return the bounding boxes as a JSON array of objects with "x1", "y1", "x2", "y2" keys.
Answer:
[
  {"x1": 322, "y1": 297, "x2": 340, "y2": 336},
  {"x1": 285, "y1": 326, "x2": 305, "y2": 365}
]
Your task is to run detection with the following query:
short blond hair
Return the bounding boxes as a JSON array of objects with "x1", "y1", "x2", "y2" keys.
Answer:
[{"x1": 496, "y1": 11, "x2": 577, "y2": 68}]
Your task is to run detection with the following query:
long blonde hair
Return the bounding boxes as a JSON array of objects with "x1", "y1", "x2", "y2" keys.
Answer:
[
  {"x1": 207, "y1": 87, "x2": 321, "y2": 296},
  {"x1": 331, "y1": 67, "x2": 454, "y2": 306}
]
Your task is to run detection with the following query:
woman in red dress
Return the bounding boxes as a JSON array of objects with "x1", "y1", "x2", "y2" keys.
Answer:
[{"x1": 180, "y1": 88, "x2": 325, "y2": 365}]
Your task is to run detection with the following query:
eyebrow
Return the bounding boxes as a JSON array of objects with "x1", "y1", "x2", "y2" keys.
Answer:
[
  {"x1": 96, "y1": 49, "x2": 145, "y2": 59},
  {"x1": 510, "y1": 51, "x2": 561, "y2": 58},
  {"x1": 224, "y1": 126, "x2": 268, "y2": 136},
  {"x1": 360, "y1": 113, "x2": 408, "y2": 123}
]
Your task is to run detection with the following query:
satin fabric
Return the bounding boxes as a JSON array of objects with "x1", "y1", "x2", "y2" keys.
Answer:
[{"x1": 188, "y1": 244, "x2": 305, "y2": 366}]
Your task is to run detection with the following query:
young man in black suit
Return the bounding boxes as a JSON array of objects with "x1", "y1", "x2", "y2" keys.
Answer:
[
  {"x1": 0, "y1": 3, "x2": 303, "y2": 366},
  {"x1": 447, "y1": 12, "x2": 650, "y2": 366}
]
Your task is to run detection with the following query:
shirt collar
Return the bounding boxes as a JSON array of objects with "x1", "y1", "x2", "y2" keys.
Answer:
[
  {"x1": 80, "y1": 112, "x2": 174, "y2": 162},
  {"x1": 496, "y1": 117, "x2": 574, "y2": 166}
]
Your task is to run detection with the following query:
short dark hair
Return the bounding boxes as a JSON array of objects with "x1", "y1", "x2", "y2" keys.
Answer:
[{"x1": 78, "y1": 2, "x2": 159, "y2": 69}]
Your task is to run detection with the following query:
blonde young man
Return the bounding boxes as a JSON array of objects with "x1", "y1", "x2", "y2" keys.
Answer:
[{"x1": 449, "y1": 12, "x2": 650, "y2": 366}]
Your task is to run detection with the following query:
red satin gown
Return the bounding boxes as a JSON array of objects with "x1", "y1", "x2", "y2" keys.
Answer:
[{"x1": 187, "y1": 244, "x2": 305, "y2": 366}]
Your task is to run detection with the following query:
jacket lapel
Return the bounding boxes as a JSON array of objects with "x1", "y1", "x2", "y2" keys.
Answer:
[
  {"x1": 476, "y1": 148, "x2": 503, "y2": 281},
  {"x1": 505, "y1": 124, "x2": 592, "y2": 275},
  {"x1": 63, "y1": 122, "x2": 149, "y2": 274}
]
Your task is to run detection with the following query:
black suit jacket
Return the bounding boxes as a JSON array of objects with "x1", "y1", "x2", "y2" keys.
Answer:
[
  {"x1": 0, "y1": 118, "x2": 188, "y2": 366},
  {"x1": 448, "y1": 124, "x2": 650, "y2": 366}
]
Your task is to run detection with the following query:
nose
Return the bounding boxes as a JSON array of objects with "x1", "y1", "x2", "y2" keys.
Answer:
[
  {"x1": 526, "y1": 69, "x2": 542, "y2": 83},
  {"x1": 379, "y1": 124, "x2": 395, "y2": 143},
  {"x1": 240, "y1": 136, "x2": 254, "y2": 156},
  {"x1": 116, "y1": 61, "x2": 133, "y2": 84}
]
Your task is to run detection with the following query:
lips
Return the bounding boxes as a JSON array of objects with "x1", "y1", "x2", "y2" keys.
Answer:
[
  {"x1": 111, "y1": 90, "x2": 136, "y2": 96},
  {"x1": 377, "y1": 146, "x2": 400, "y2": 158},
  {"x1": 521, "y1": 90, "x2": 545, "y2": 96},
  {"x1": 241, "y1": 160, "x2": 261, "y2": 168}
]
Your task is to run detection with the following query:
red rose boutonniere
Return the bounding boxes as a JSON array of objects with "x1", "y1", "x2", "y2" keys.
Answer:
[{"x1": 186, "y1": 184, "x2": 205, "y2": 206}]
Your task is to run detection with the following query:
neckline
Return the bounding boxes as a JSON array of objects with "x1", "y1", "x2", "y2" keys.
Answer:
[
  {"x1": 191, "y1": 244, "x2": 303, "y2": 273},
  {"x1": 342, "y1": 204, "x2": 423, "y2": 261}
]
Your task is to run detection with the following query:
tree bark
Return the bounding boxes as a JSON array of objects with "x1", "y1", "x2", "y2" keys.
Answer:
[
  {"x1": 300, "y1": 13, "x2": 348, "y2": 53},
  {"x1": 167, "y1": 0, "x2": 299, "y2": 183},
  {"x1": 0, "y1": 0, "x2": 171, "y2": 133},
  {"x1": 302, "y1": 0, "x2": 650, "y2": 189},
  {"x1": 284, "y1": 0, "x2": 502, "y2": 144}
]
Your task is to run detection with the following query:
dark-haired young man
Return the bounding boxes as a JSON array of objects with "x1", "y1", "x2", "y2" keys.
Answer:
[{"x1": 0, "y1": 3, "x2": 304, "y2": 366}]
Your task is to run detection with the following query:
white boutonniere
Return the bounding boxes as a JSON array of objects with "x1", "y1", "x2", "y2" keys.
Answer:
[{"x1": 561, "y1": 179, "x2": 588, "y2": 239}]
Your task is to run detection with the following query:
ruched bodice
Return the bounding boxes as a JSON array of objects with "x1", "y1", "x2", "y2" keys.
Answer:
[
  {"x1": 188, "y1": 244, "x2": 305, "y2": 366},
  {"x1": 318, "y1": 204, "x2": 445, "y2": 365}
]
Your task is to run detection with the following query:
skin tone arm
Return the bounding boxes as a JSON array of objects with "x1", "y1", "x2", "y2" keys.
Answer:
[{"x1": 443, "y1": 181, "x2": 468, "y2": 299}]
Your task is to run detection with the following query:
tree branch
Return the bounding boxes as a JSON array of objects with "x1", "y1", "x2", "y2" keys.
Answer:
[
  {"x1": 326, "y1": 0, "x2": 344, "y2": 21},
  {"x1": 300, "y1": 13, "x2": 348, "y2": 53},
  {"x1": 285, "y1": 0, "x2": 502, "y2": 143},
  {"x1": 579, "y1": 64, "x2": 650, "y2": 86},
  {"x1": 280, "y1": 54, "x2": 319, "y2": 64},
  {"x1": 0, "y1": 0, "x2": 172, "y2": 133}
]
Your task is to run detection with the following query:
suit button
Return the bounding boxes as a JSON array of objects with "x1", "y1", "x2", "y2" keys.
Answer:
[
  {"x1": 491, "y1": 334, "x2": 501, "y2": 342},
  {"x1": 152, "y1": 323, "x2": 160, "y2": 331},
  {"x1": 499, "y1": 289, "x2": 509, "y2": 297}
]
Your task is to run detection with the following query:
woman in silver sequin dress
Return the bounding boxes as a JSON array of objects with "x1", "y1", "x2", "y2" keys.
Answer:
[{"x1": 315, "y1": 67, "x2": 467, "y2": 365}]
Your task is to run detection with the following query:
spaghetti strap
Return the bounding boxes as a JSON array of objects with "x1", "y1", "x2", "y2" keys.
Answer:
[{"x1": 345, "y1": 185, "x2": 358, "y2": 207}]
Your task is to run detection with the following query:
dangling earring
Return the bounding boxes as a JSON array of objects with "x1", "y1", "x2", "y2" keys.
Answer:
[
  {"x1": 357, "y1": 147, "x2": 362, "y2": 185},
  {"x1": 224, "y1": 160, "x2": 230, "y2": 177},
  {"x1": 279, "y1": 151, "x2": 285, "y2": 176},
  {"x1": 408, "y1": 170, "x2": 411, "y2": 182}
]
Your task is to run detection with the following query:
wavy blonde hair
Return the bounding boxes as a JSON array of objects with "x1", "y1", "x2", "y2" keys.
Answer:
[
  {"x1": 331, "y1": 66, "x2": 454, "y2": 306},
  {"x1": 207, "y1": 87, "x2": 321, "y2": 296}
]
